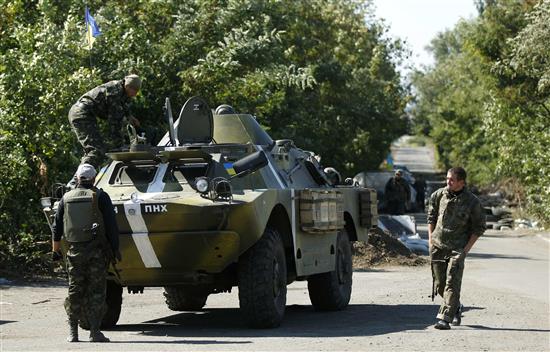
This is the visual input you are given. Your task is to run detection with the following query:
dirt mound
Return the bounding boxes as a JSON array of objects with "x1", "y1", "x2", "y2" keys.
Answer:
[{"x1": 353, "y1": 228, "x2": 427, "y2": 269}]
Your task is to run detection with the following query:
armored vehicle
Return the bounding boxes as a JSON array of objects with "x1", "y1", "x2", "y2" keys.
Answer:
[{"x1": 42, "y1": 97, "x2": 378, "y2": 328}]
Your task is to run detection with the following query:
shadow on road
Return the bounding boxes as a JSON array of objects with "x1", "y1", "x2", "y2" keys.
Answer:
[
  {"x1": 0, "y1": 320, "x2": 16, "y2": 326},
  {"x1": 467, "y1": 253, "x2": 535, "y2": 260},
  {"x1": 464, "y1": 325, "x2": 550, "y2": 333},
  {"x1": 112, "y1": 303, "x2": 438, "y2": 339},
  {"x1": 107, "y1": 339, "x2": 253, "y2": 345}
]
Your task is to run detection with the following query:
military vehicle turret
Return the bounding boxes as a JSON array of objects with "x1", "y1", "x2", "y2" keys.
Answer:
[{"x1": 41, "y1": 97, "x2": 378, "y2": 328}]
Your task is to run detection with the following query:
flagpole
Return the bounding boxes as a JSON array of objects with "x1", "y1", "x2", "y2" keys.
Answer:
[
  {"x1": 85, "y1": 6, "x2": 101, "y2": 69},
  {"x1": 85, "y1": 5, "x2": 93, "y2": 69}
]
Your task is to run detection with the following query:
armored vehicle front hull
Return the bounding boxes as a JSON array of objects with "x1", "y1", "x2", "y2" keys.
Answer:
[{"x1": 43, "y1": 97, "x2": 378, "y2": 329}]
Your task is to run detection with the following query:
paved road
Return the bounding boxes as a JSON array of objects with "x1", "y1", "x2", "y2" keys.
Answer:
[
  {"x1": 3, "y1": 136, "x2": 548, "y2": 351},
  {"x1": 1, "y1": 229, "x2": 549, "y2": 351},
  {"x1": 391, "y1": 135, "x2": 439, "y2": 174}
]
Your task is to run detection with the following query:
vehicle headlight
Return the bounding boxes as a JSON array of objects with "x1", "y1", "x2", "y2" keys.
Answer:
[
  {"x1": 212, "y1": 178, "x2": 232, "y2": 201},
  {"x1": 195, "y1": 177, "x2": 209, "y2": 193}
]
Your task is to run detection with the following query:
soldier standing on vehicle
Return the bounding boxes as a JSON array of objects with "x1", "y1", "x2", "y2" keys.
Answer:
[
  {"x1": 384, "y1": 169, "x2": 410, "y2": 215},
  {"x1": 69, "y1": 74, "x2": 142, "y2": 168},
  {"x1": 428, "y1": 167, "x2": 486, "y2": 330},
  {"x1": 52, "y1": 163, "x2": 120, "y2": 342}
]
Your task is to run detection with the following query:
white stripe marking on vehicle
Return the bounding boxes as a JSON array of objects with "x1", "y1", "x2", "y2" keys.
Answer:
[
  {"x1": 124, "y1": 199, "x2": 161, "y2": 268},
  {"x1": 147, "y1": 163, "x2": 168, "y2": 193}
]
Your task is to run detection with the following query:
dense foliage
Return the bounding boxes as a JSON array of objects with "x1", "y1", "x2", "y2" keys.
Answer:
[
  {"x1": 411, "y1": 0, "x2": 549, "y2": 224},
  {"x1": 0, "y1": 0, "x2": 407, "y2": 274}
]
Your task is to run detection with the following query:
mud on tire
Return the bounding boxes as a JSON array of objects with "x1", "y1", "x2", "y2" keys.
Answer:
[
  {"x1": 307, "y1": 230, "x2": 352, "y2": 311},
  {"x1": 238, "y1": 227, "x2": 287, "y2": 328},
  {"x1": 163, "y1": 286, "x2": 209, "y2": 311}
]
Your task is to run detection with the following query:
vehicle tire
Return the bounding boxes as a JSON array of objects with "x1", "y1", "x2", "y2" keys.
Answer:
[
  {"x1": 307, "y1": 230, "x2": 352, "y2": 311},
  {"x1": 238, "y1": 228, "x2": 287, "y2": 328},
  {"x1": 101, "y1": 280, "x2": 123, "y2": 328},
  {"x1": 163, "y1": 286, "x2": 209, "y2": 311},
  {"x1": 79, "y1": 280, "x2": 123, "y2": 330}
]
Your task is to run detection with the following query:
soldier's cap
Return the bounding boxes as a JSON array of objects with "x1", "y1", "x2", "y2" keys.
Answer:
[
  {"x1": 76, "y1": 163, "x2": 97, "y2": 181},
  {"x1": 395, "y1": 169, "x2": 403, "y2": 176},
  {"x1": 124, "y1": 74, "x2": 142, "y2": 91}
]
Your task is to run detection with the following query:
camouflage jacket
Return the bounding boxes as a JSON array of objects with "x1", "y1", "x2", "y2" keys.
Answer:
[
  {"x1": 427, "y1": 187, "x2": 486, "y2": 250},
  {"x1": 72, "y1": 80, "x2": 131, "y2": 124},
  {"x1": 385, "y1": 177, "x2": 410, "y2": 202}
]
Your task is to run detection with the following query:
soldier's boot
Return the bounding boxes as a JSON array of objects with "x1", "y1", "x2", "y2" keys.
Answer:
[
  {"x1": 452, "y1": 304, "x2": 463, "y2": 326},
  {"x1": 67, "y1": 320, "x2": 79, "y2": 342},
  {"x1": 434, "y1": 320, "x2": 451, "y2": 330},
  {"x1": 89, "y1": 329, "x2": 110, "y2": 343}
]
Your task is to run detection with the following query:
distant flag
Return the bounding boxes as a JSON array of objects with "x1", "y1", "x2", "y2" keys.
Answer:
[{"x1": 85, "y1": 6, "x2": 101, "y2": 49}]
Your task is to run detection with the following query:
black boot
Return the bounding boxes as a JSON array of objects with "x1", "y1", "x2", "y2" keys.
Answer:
[
  {"x1": 434, "y1": 320, "x2": 451, "y2": 330},
  {"x1": 67, "y1": 320, "x2": 78, "y2": 342},
  {"x1": 89, "y1": 329, "x2": 110, "y2": 343}
]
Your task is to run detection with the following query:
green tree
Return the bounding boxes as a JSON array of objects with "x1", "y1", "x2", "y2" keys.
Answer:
[
  {"x1": 485, "y1": 0, "x2": 550, "y2": 222},
  {"x1": 0, "y1": 0, "x2": 407, "y2": 275},
  {"x1": 411, "y1": 22, "x2": 499, "y2": 185},
  {"x1": 411, "y1": 0, "x2": 549, "y2": 224}
]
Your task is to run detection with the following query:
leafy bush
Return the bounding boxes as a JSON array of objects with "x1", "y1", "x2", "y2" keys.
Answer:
[
  {"x1": 0, "y1": 0, "x2": 407, "y2": 275},
  {"x1": 411, "y1": 0, "x2": 549, "y2": 225}
]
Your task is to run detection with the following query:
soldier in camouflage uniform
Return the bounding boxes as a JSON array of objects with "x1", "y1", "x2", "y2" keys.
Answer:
[
  {"x1": 384, "y1": 169, "x2": 411, "y2": 215},
  {"x1": 52, "y1": 164, "x2": 120, "y2": 342},
  {"x1": 69, "y1": 74, "x2": 142, "y2": 168},
  {"x1": 427, "y1": 167, "x2": 486, "y2": 330}
]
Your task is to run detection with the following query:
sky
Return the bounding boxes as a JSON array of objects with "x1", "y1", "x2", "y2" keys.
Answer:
[{"x1": 372, "y1": 0, "x2": 478, "y2": 70}]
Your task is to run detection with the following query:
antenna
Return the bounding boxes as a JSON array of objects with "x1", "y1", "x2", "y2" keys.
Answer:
[{"x1": 164, "y1": 97, "x2": 178, "y2": 146}]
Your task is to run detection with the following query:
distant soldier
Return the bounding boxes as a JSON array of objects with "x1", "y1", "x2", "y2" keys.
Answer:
[
  {"x1": 384, "y1": 169, "x2": 410, "y2": 215},
  {"x1": 52, "y1": 163, "x2": 120, "y2": 342},
  {"x1": 428, "y1": 167, "x2": 486, "y2": 330},
  {"x1": 69, "y1": 74, "x2": 142, "y2": 168}
]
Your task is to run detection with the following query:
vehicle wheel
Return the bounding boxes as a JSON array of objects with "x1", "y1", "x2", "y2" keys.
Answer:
[
  {"x1": 101, "y1": 280, "x2": 123, "y2": 328},
  {"x1": 163, "y1": 286, "x2": 209, "y2": 311},
  {"x1": 238, "y1": 228, "x2": 287, "y2": 328},
  {"x1": 307, "y1": 230, "x2": 352, "y2": 311},
  {"x1": 79, "y1": 280, "x2": 123, "y2": 330}
]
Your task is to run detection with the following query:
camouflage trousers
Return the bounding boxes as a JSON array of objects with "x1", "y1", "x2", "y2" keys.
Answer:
[
  {"x1": 68, "y1": 105, "x2": 124, "y2": 168},
  {"x1": 64, "y1": 242, "x2": 108, "y2": 330},
  {"x1": 69, "y1": 105, "x2": 105, "y2": 168},
  {"x1": 430, "y1": 245, "x2": 466, "y2": 323}
]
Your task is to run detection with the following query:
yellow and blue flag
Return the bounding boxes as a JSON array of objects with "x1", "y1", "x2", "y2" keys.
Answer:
[
  {"x1": 85, "y1": 6, "x2": 101, "y2": 49},
  {"x1": 224, "y1": 162, "x2": 236, "y2": 176}
]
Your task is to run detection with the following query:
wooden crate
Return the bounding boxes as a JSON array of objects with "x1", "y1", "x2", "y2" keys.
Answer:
[
  {"x1": 359, "y1": 188, "x2": 377, "y2": 203},
  {"x1": 299, "y1": 189, "x2": 344, "y2": 233},
  {"x1": 359, "y1": 188, "x2": 378, "y2": 228}
]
